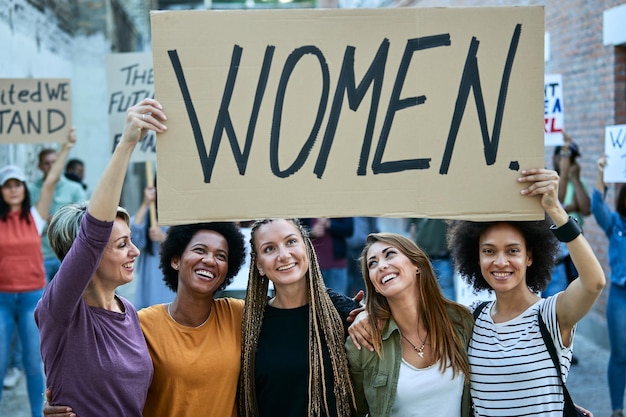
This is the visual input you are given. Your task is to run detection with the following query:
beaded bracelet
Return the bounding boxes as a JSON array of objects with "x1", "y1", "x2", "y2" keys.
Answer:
[{"x1": 550, "y1": 216, "x2": 582, "y2": 243}]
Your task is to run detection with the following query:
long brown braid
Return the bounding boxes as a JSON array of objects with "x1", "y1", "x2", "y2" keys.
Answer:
[{"x1": 238, "y1": 219, "x2": 356, "y2": 417}]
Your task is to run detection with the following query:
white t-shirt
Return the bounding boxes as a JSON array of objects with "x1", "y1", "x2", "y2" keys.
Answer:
[
  {"x1": 469, "y1": 295, "x2": 574, "y2": 416},
  {"x1": 391, "y1": 360, "x2": 464, "y2": 417}
]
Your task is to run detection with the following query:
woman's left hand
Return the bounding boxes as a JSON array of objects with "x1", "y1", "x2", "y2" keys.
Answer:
[
  {"x1": 517, "y1": 168, "x2": 561, "y2": 212},
  {"x1": 574, "y1": 404, "x2": 593, "y2": 417}
]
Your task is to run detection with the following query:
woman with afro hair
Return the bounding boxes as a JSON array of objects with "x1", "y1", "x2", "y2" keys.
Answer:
[{"x1": 447, "y1": 168, "x2": 605, "y2": 417}]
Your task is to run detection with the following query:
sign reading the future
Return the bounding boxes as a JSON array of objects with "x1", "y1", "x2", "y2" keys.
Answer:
[
  {"x1": 106, "y1": 52, "x2": 155, "y2": 162},
  {"x1": 150, "y1": 7, "x2": 545, "y2": 224},
  {"x1": 0, "y1": 78, "x2": 72, "y2": 143}
]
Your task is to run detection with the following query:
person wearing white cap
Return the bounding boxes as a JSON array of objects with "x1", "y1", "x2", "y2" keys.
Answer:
[{"x1": 0, "y1": 128, "x2": 75, "y2": 417}]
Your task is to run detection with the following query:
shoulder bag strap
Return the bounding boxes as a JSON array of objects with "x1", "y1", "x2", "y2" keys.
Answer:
[
  {"x1": 537, "y1": 312, "x2": 580, "y2": 417},
  {"x1": 472, "y1": 301, "x2": 490, "y2": 321}
]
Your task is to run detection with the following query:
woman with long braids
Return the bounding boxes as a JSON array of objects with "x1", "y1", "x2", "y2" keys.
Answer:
[{"x1": 239, "y1": 218, "x2": 358, "y2": 417}]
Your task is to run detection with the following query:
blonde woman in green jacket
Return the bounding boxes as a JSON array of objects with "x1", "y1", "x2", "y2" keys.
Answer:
[{"x1": 345, "y1": 233, "x2": 473, "y2": 417}]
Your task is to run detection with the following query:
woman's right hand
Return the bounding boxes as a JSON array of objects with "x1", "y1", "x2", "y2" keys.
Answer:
[
  {"x1": 597, "y1": 155, "x2": 607, "y2": 173},
  {"x1": 143, "y1": 186, "x2": 157, "y2": 205},
  {"x1": 120, "y1": 98, "x2": 167, "y2": 148},
  {"x1": 43, "y1": 388, "x2": 75, "y2": 417},
  {"x1": 348, "y1": 310, "x2": 375, "y2": 352}
]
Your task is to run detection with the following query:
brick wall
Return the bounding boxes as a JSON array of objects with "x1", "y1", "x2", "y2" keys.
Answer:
[{"x1": 376, "y1": 0, "x2": 626, "y2": 322}]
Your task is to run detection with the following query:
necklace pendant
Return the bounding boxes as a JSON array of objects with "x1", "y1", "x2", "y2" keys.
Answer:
[{"x1": 418, "y1": 350, "x2": 424, "y2": 358}]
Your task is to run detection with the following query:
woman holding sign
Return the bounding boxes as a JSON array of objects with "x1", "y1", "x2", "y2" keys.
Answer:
[
  {"x1": 131, "y1": 184, "x2": 174, "y2": 309},
  {"x1": 34, "y1": 99, "x2": 166, "y2": 417},
  {"x1": 447, "y1": 168, "x2": 604, "y2": 416},
  {"x1": 592, "y1": 155, "x2": 626, "y2": 417}
]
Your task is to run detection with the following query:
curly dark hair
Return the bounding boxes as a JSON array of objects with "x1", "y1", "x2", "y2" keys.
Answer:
[
  {"x1": 160, "y1": 222, "x2": 246, "y2": 293},
  {"x1": 446, "y1": 217, "x2": 559, "y2": 293}
]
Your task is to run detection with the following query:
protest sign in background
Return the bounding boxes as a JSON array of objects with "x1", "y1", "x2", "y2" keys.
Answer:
[
  {"x1": 151, "y1": 7, "x2": 545, "y2": 224},
  {"x1": 544, "y1": 73, "x2": 564, "y2": 146},
  {"x1": 604, "y1": 124, "x2": 626, "y2": 183},
  {"x1": 106, "y1": 52, "x2": 155, "y2": 161},
  {"x1": 0, "y1": 78, "x2": 71, "y2": 143}
]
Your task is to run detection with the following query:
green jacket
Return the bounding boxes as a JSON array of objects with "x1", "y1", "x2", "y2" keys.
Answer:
[{"x1": 345, "y1": 307, "x2": 473, "y2": 417}]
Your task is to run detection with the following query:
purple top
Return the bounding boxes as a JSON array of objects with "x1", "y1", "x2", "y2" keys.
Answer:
[{"x1": 35, "y1": 212, "x2": 153, "y2": 416}]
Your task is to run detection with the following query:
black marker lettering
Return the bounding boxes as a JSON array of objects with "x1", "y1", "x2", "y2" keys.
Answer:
[
  {"x1": 270, "y1": 46, "x2": 329, "y2": 178},
  {"x1": 439, "y1": 24, "x2": 521, "y2": 175},
  {"x1": 372, "y1": 34, "x2": 451, "y2": 174}
]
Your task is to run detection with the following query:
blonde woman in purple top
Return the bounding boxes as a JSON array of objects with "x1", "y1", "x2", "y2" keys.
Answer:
[{"x1": 34, "y1": 99, "x2": 167, "y2": 417}]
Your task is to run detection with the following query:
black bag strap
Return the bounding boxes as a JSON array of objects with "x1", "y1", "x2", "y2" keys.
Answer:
[
  {"x1": 472, "y1": 301, "x2": 490, "y2": 321},
  {"x1": 537, "y1": 311, "x2": 581, "y2": 417}
]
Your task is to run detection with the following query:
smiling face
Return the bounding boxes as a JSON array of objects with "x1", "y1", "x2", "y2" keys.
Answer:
[
  {"x1": 366, "y1": 241, "x2": 419, "y2": 299},
  {"x1": 478, "y1": 223, "x2": 533, "y2": 294},
  {"x1": 253, "y1": 219, "x2": 309, "y2": 290},
  {"x1": 172, "y1": 230, "x2": 230, "y2": 297},
  {"x1": 96, "y1": 218, "x2": 140, "y2": 287}
]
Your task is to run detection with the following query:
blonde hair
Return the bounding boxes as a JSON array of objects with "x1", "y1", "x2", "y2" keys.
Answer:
[
  {"x1": 361, "y1": 232, "x2": 471, "y2": 378},
  {"x1": 239, "y1": 219, "x2": 356, "y2": 417},
  {"x1": 48, "y1": 202, "x2": 129, "y2": 261}
]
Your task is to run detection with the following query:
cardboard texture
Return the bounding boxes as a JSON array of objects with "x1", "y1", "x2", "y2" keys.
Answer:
[
  {"x1": 150, "y1": 7, "x2": 545, "y2": 224},
  {"x1": 0, "y1": 78, "x2": 72, "y2": 144},
  {"x1": 106, "y1": 52, "x2": 156, "y2": 161}
]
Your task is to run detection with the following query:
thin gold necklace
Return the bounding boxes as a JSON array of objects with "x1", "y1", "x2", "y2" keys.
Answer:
[
  {"x1": 167, "y1": 303, "x2": 211, "y2": 328},
  {"x1": 401, "y1": 333, "x2": 427, "y2": 358},
  {"x1": 401, "y1": 316, "x2": 428, "y2": 358}
]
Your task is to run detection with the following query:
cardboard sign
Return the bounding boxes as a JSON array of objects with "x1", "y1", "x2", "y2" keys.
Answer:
[
  {"x1": 544, "y1": 73, "x2": 564, "y2": 146},
  {"x1": 106, "y1": 52, "x2": 155, "y2": 161},
  {"x1": 151, "y1": 7, "x2": 545, "y2": 224},
  {"x1": 604, "y1": 124, "x2": 626, "y2": 183},
  {"x1": 0, "y1": 78, "x2": 72, "y2": 143}
]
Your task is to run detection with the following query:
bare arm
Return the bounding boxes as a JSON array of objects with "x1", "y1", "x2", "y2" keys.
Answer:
[
  {"x1": 34, "y1": 129, "x2": 76, "y2": 219},
  {"x1": 518, "y1": 169, "x2": 605, "y2": 345},
  {"x1": 133, "y1": 186, "x2": 155, "y2": 226},
  {"x1": 88, "y1": 99, "x2": 166, "y2": 222},
  {"x1": 558, "y1": 152, "x2": 569, "y2": 204},
  {"x1": 569, "y1": 162, "x2": 591, "y2": 215},
  {"x1": 595, "y1": 156, "x2": 606, "y2": 192}
]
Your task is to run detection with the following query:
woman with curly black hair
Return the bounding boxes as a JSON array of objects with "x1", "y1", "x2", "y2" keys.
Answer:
[
  {"x1": 447, "y1": 168, "x2": 605, "y2": 417},
  {"x1": 139, "y1": 221, "x2": 246, "y2": 417}
]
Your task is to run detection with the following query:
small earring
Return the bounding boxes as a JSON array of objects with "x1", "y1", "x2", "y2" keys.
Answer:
[
  {"x1": 258, "y1": 269, "x2": 265, "y2": 276},
  {"x1": 173, "y1": 264, "x2": 179, "y2": 270}
]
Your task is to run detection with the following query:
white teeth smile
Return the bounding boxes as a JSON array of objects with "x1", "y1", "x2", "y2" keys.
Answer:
[
  {"x1": 196, "y1": 270, "x2": 215, "y2": 279},
  {"x1": 382, "y1": 274, "x2": 397, "y2": 284},
  {"x1": 122, "y1": 262, "x2": 134, "y2": 269},
  {"x1": 277, "y1": 263, "x2": 296, "y2": 271},
  {"x1": 493, "y1": 272, "x2": 511, "y2": 278}
]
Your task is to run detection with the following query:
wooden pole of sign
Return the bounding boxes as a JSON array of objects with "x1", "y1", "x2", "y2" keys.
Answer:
[{"x1": 145, "y1": 161, "x2": 157, "y2": 228}]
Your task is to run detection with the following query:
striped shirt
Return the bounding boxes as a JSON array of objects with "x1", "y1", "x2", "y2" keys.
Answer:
[{"x1": 469, "y1": 295, "x2": 574, "y2": 417}]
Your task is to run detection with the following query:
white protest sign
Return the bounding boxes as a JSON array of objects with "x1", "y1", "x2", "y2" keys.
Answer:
[
  {"x1": 544, "y1": 73, "x2": 564, "y2": 146},
  {"x1": 604, "y1": 124, "x2": 626, "y2": 183}
]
